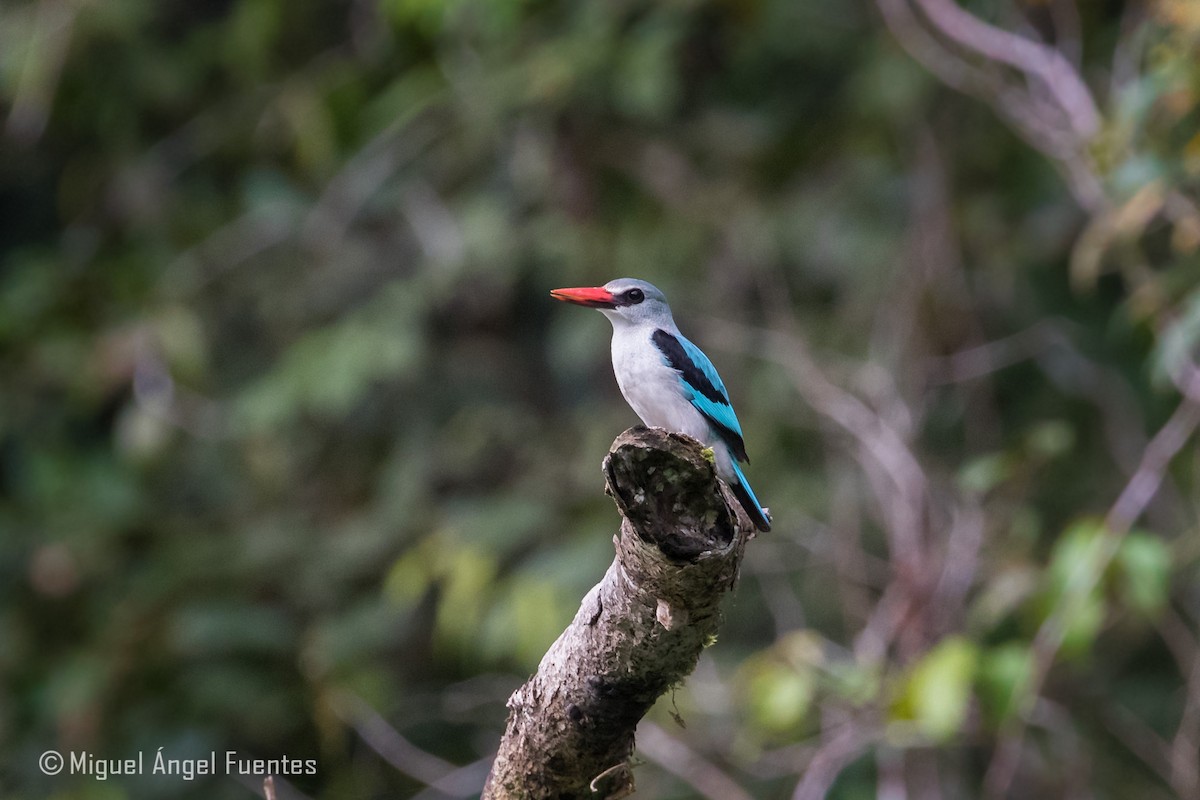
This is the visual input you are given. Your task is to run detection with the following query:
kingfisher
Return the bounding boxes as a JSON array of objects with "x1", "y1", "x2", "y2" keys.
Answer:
[{"x1": 551, "y1": 278, "x2": 771, "y2": 532}]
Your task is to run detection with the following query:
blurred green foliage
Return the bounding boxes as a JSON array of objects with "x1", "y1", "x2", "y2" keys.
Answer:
[{"x1": 2, "y1": 0, "x2": 1200, "y2": 798}]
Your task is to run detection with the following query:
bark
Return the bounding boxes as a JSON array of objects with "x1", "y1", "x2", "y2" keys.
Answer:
[{"x1": 482, "y1": 427, "x2": 755, "y2": 800}]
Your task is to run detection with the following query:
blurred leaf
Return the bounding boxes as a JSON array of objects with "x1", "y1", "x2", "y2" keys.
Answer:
[
  {"x1": 0, "y1": 252, "x2": 60, "y2": 343},
  {"x1": 968, "y1": 566, "x2": 1039, "y2": 632},
  {"x1": 1039, "y1": 519, "x2": 1112, "y2": 657},
  {"x1": 957, "y1": 452, "x2": 1012, "y2": 494},
  {"x1": 1113, "y1": 532, "x2": 1172, "y2": 616},
  {"x1": 42, "y1": 653, "x2": 109, "y2": 726},
  {"x1": 384, "y1": 534, "x2": 442, "y2": 607},
  {"x1": 179, "y1": 663, "x2": 295, "y2": 735},
  {"x1": 613, "y1": 17, "x2": 680, "y2": 121},
  {"x1": 749, "y1": 666, "x2": 812, "y2": 734},
  {"x1": 1152, "y1": 289, "x2": 1200, "y2": 386},
  {"x1": 976, "y1": 643, "x2": 1034, "y2": 726},
  {"x1": 302, "y1": 599, "x2": 409, "y2": 679},
  {"x1": 890, "y1": 637, "x2": 978, "y2": 742},
  {"x1": 276, "y1": 82, "x2": 338, "y2": 175},
  {"x1": 385, "y1": 532, "x2": 501, "y2": 658},
  {"x1": 236, "y1": 284, "x2": 423, "y2": 431},
  {"x1": 224, "y1": 0, "x2": 282, "y2": 81},
  {"x1": 1024, "y1": 420, "x2": 1075, "y2": 459},
  {"x1": 153, "y1": 306, "x2": 209, "y2": 382},
  {"x1": 170, "y1": 603, "x2": 297, "y2": 657},
  {"x1": 737, "y1": 632, "x2": 824, "y2": 738},
  {"x1": 434, "y1": 544, "x2": 497, "y2": 653},
  {"x1": 481, "y1": 577, "x2": 573, "y2": 667},
  {"x1": 741, "y1": 661, "x2": 814, "y2": 737}
]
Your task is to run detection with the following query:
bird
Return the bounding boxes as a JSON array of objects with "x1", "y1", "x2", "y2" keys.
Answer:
[{"x1": 550, "y1": 278, "x2": 771, "y2": 532}]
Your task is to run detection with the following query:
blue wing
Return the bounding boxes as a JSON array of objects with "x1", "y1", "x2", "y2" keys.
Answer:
[{"x1": 651, "y1": 329, "x2": 749, "y2": 463}]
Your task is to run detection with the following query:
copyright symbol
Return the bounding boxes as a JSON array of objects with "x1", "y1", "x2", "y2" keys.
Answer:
[{"x1": 40, "y1": 750, "x2": 64, "y2": 775}]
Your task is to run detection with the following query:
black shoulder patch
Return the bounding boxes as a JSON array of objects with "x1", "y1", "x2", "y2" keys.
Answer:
[
  {"x1": 651, "y1": 329, "x2": 749, "y2": 462},
  {"x1": 651, "y1": 329, "x2": 726, "y2": 405}
]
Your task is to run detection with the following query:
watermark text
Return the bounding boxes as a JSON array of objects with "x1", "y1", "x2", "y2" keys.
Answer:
[{"x1": 38, "y1": 749, "x2": 317, "y2": 781}]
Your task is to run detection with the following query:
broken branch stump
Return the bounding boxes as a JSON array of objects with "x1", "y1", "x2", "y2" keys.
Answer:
[{"x1": 482, "y1": 427, "x2": 755, "y2": 799}]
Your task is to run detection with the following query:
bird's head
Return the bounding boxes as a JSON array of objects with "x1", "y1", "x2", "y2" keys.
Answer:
[{"x1": 550, "y1": 278, "x2": 673, "y2": 327}]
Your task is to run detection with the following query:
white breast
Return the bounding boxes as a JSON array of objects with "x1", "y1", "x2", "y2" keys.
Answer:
[{"x1": 610, "y1": 327, "x2": 716, "y2": 449}]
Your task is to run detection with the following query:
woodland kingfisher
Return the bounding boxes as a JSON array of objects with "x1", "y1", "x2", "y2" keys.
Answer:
[{"x1": 551, "y1": 278, "x2": 771, "y2": 532}]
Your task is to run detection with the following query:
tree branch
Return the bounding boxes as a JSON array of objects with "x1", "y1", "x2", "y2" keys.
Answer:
[{"x1": 483, "y1": 427, "x2": 755, "y2": 799}]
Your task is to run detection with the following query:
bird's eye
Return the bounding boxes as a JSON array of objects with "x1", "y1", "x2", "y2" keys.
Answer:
[{"x1": 626, "y1": 288, "x2": 645, "y2": 304}]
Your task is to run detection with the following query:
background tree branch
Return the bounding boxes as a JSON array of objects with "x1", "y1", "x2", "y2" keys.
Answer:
[{"x1": 483, "y1": 427, "x2": 756, "y2": 799}]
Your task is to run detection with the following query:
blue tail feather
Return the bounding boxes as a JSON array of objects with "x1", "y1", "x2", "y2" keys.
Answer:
[{"x1": 728, "y1": 459, "x2": 771, "y2": 532}]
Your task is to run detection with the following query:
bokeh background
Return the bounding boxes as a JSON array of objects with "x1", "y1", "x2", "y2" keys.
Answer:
[{"x1": 3, "y1": 0, "x2": 1200, "y2": 798}]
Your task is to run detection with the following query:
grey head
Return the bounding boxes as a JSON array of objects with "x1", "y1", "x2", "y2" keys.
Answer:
[{"x1": 549, "y1": 278, "x2": 675, "y2": 328}]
